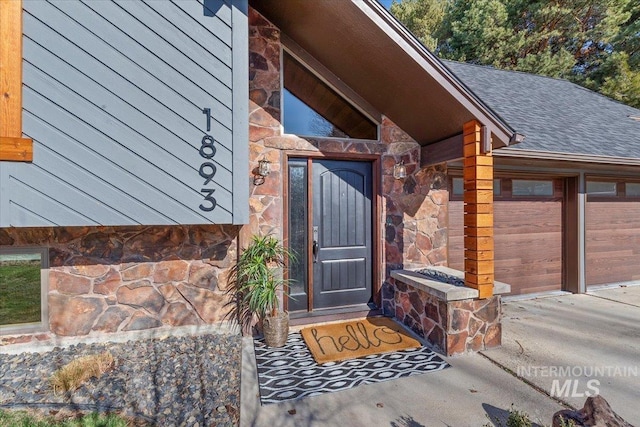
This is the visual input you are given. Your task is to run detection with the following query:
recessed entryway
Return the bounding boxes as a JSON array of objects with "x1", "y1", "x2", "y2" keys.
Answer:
[{"x1": 287, "y1": 158, "x2": 374, "y2": 313}]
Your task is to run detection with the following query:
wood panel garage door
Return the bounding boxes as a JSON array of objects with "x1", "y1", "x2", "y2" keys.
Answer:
[
  {"x1": 586, "y1": 180, "x2": 640, "y2": 287},
  {"x1": 449, "y1": 177, "x2": 563, "y2": 295}
]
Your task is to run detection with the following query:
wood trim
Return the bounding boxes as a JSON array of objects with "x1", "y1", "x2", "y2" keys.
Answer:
[
  {"x1": 284, "y1": 150, "x2": 380, "y2": 161},
  {"x1": 0, "y1": 136, "x2": 32, "y2": 161},
  {"x1": 282, "y1": 157, "x2": 290, "y2": 313},
  {"x1": 372, "y1": 156, "x2": 382, "y2": 308},
  {"x1": 1, "y1": 0, "x2": 22, "y2": 137},
  {"x1": 563, "y1": 176, "x2": 579, "y2": 293},
  {"x1": 0, "y1": 0, "x2": 32, "y2": 162},
  {"x1": 306, "y1": 157, "x2": 313, "y2": 312},
  {"x1": 421, "y1": 133, "x2": 463, "y2": 166},
  {"x1": 463, "y1": 120, "x2": 494, "y2": 298}
]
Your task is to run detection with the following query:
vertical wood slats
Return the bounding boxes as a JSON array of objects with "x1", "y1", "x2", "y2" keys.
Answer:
[
  {"x1": 0, "y1": 0, "x2": 33, "y2": 161},
  {"x1": 463, "y1": 120, "x2": 494, "y2": 298}
]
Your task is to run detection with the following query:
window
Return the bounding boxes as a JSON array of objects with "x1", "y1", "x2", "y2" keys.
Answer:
[
  {"x1": 626, "y1": 183, "x2": 640, "y2": 197},
  {"x1": 0, "y1": 248, "x2": 48, "y2": 333},
  {"x1": 451, "y1": 177, "x2": 501, "y2": 196},
  {"x1": 587, "y1": 181, "x2": 618, "y2": 197},
  {"x1": 512, "y1": 179, "x2": 554, "y2": 197},
  {"x1": 282, "y1": 52, "x2": 377, "y2": 139}
]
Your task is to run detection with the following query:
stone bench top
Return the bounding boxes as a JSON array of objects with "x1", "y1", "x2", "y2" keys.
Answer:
[{"x1": 391, "y1": 266, "x2": 511, "y2": 302}]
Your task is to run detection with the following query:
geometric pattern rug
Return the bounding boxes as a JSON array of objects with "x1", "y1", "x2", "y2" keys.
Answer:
[{"x1": 254, "y1": 332, "x2": 449, "y2": 405}]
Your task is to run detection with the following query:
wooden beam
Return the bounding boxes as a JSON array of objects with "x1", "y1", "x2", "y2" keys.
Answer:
[
  {"x1": 0, "y1": 136, "x2": 32, "y2": 161},
  {"x1": 463, "y1": 120, "x2": 494, "y2": 298},
  {"x1": 0, "y1": 0, "x2": 32, "y2": 162},
  {"x1": 421, "y1": 133, "x2": 463, "y2": 166}
]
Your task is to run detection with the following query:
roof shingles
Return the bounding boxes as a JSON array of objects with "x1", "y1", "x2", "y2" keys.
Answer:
[{"x1": 445, "y1": 61, "x2": 640, "y2": 160}]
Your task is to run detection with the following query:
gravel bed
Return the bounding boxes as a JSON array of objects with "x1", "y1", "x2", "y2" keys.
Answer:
[{"x1": 0, "y1": 333, "x2": 242, "y2": 426}]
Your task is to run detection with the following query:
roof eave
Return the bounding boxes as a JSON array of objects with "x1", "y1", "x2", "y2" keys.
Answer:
[
  {"x1": 494, "y1": 147, "x2": 640, "y2": 166},
  {"x1": 357, "y1": 0, "x2": 517, "y2": 148}
]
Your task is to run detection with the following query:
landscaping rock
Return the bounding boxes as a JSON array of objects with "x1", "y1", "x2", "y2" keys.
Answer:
[
  {"x1": 0, "y1": 333, "x2": 241, "y2": 426},
  {"x1": 552, "y1": 395, "x2": 633, "y2": 427}
]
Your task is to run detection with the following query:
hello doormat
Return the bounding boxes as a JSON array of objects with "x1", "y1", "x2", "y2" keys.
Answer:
[
  {"x1": 300, "y1": 317, "x2": 422, "y2": 364},
  {"x1": 254, "y1": 332, "x2": 449, "y2": 404}
]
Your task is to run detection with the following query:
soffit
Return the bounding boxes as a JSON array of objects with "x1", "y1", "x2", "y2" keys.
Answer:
[{"x1": 250, "y1": 0, "x2": 514, "y2": 146}]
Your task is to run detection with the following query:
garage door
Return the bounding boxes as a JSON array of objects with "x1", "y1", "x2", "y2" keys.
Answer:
[
  {"x1": 586, "y1": 180, "x2": 640, "y2": 287},
  {"x1": 449, "y1": 177, "x2": 563, "y2": 295}
]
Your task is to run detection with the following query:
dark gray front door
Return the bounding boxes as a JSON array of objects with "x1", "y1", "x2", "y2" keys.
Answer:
[{"x1": 311, "y1": 160, "x2": 372, "y2": 309}]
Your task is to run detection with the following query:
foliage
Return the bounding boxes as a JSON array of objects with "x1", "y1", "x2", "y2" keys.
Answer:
[
  {"x1": 50, "y1": 352, "x2": 114, "y2": 395},
  {"x1": 390, "y1": 0, "x2": 640, "y2": 107},
  {"x1": 483, "y1": 404, "x2": 532, "y2": 427},
  {"x1": 0, "y1": 261, "x2": 41, "y2": 326},
  {"x1": 390, "y1": 0, "x2": 446, "y2": 50},
  {"x1": 225, "y1": 235, "x2": 295, "y2": 331},
  {"x1": 0, "y1": 410, "x2": 130, "y2": 427}
]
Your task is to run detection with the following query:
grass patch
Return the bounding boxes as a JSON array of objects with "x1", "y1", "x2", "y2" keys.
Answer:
[
  {"x1": 50, "y1": 352, "x2": 115, "y2": 395},
  {"x1": 0, "y1": 260, "x2": 41, "y2": 326},
  {"x1": 0, "y1": 410, "x2": 130, "y2": 427}
]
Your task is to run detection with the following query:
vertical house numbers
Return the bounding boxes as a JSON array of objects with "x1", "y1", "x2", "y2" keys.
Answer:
[{"x1": 199, "y1": 108, "x2": 217, "y2": 212}]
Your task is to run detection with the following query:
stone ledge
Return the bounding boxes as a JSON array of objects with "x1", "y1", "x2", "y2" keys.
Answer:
[{"x1": 391, "y1": 266, "x2": 510, "y2": 302}]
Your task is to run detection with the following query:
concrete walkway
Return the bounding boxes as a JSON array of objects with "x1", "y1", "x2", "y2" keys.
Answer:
[
  {"x1": 241, "y1": 285, "x2": 640, "y2": 426},
  {"x1": 482, "y1": 285, "x2": 640, "y2": 423},
  {"x1": 241, "y1": 337, "x2": 561, "y2": 426}
]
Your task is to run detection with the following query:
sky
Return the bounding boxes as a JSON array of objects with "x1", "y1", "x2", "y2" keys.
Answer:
[{"x1": 379, "y1": 0, "x2": 393, "y2": 9}]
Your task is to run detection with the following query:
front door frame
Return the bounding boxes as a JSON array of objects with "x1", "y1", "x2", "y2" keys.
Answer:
[{"x1": 283, "y1": 151, "x2": 382, "y2": 314}]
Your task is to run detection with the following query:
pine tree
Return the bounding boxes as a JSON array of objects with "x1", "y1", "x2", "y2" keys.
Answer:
[{"x1": 390, "y1": 0, "x2": 640, "y2": 107}]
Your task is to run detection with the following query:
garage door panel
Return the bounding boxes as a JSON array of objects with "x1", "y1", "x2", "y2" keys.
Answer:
[
  {"x1": 586, "y1": 200, "x2": 640, "y2": 286},
  {"x1": 495, "y1": 201, "x2": 562, "y2": 233},
  {"x1": 448, "y1": 178, "x2": 563, "y2": 295}
]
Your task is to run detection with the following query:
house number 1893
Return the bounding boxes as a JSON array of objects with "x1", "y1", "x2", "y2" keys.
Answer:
[{"x1": 199, "y1": 134, "x2": 217, "y2": 212}]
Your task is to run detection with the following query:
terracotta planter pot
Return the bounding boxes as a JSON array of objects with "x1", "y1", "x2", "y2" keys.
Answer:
[{"x1": 263, "y1": 311, "x2": 289, "y2": 347}]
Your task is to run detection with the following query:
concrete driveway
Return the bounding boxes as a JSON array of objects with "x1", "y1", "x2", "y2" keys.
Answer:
[
  {"x1": 481, "y1": 285, "x2": 640, "y2": 423},
  {"x1": 241, "y1": 286, "x2": 640, "y2": 426}
]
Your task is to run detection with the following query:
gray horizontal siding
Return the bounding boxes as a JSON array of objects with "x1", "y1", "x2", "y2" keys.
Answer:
[{"x1": 1, "y1": 0, "x2": 248, "y2": 227}]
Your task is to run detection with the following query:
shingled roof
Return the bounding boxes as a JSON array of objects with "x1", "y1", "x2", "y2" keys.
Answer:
[{"x1": 444, "y1": 60, "x2": 640, "y2": 161}]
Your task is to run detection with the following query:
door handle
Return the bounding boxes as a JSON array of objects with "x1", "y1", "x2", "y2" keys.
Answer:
[
  {"x1": 312, "y1": 240, "x2": 318, "y2": 263},
  {"x1": 312, "y1": 226, "x2": 319, "y2": 263}
]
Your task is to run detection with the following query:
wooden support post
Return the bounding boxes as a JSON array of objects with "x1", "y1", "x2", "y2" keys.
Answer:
[
  {"x1": 0, "y1": 0, "x2": 33, "y2": 162},
  {"x1": 463, "y1": 120, "x2": 494, "y2": 298}
]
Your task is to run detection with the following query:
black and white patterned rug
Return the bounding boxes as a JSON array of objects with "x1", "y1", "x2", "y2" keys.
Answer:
[{"x1": 254, "y1": 332, "x2": 449, "y2": 404}]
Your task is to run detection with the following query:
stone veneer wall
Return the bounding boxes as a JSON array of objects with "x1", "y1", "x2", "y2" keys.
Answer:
[
  {"x1": 248, "y1": 8, "x2": 449, "y2": 314},
  {"x1": 1, "y1": 8, "x2": 453, "y2": 344},
  {"x1": 394, "y1": 279, "x2": 502, "y2": 356},
  {"x1": 0, "y1": 225, "x2": 238, "y2": 345}
]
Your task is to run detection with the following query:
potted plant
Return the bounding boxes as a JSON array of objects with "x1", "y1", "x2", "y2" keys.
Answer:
[{"x1": 226, "y1": 234, "x2": 295, "y2": 347}]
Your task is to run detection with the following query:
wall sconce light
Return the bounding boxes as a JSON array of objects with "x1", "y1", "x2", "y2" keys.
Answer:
[
  {"x1": 254, "y1": 158, "x2": 271, "y2": 185},
  {"x1": 258, "y1": 158, "x2": 271, "y2": 177},
  {"x1": 393, "y1": 161, "x2": 407, "y2": 180}
]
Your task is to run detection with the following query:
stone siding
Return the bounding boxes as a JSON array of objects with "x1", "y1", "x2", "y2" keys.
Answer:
[
  {"x1": 248, "y1": 8, "x2": 449, "y2": 314},
  {"x1": 0, "y1": 225, "x2": 238, "y2": 345},
  {"x1": 1, "y1": 8, "x2": 453, "y2": 344},
  {"x1": 394, "y1": 278, "x2": 502, "y2": 356}
]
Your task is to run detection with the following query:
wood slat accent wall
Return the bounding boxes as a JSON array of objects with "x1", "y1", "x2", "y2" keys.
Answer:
[
  {"x1": 462, "y1": 120, "x2": 494, "y2": 298},
  {"x1": 449, "y1": 180, "x2": 564, "y2": 295},
  {"x1": 1, "y1": 0, "x2": 249, "y2": 226}
]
